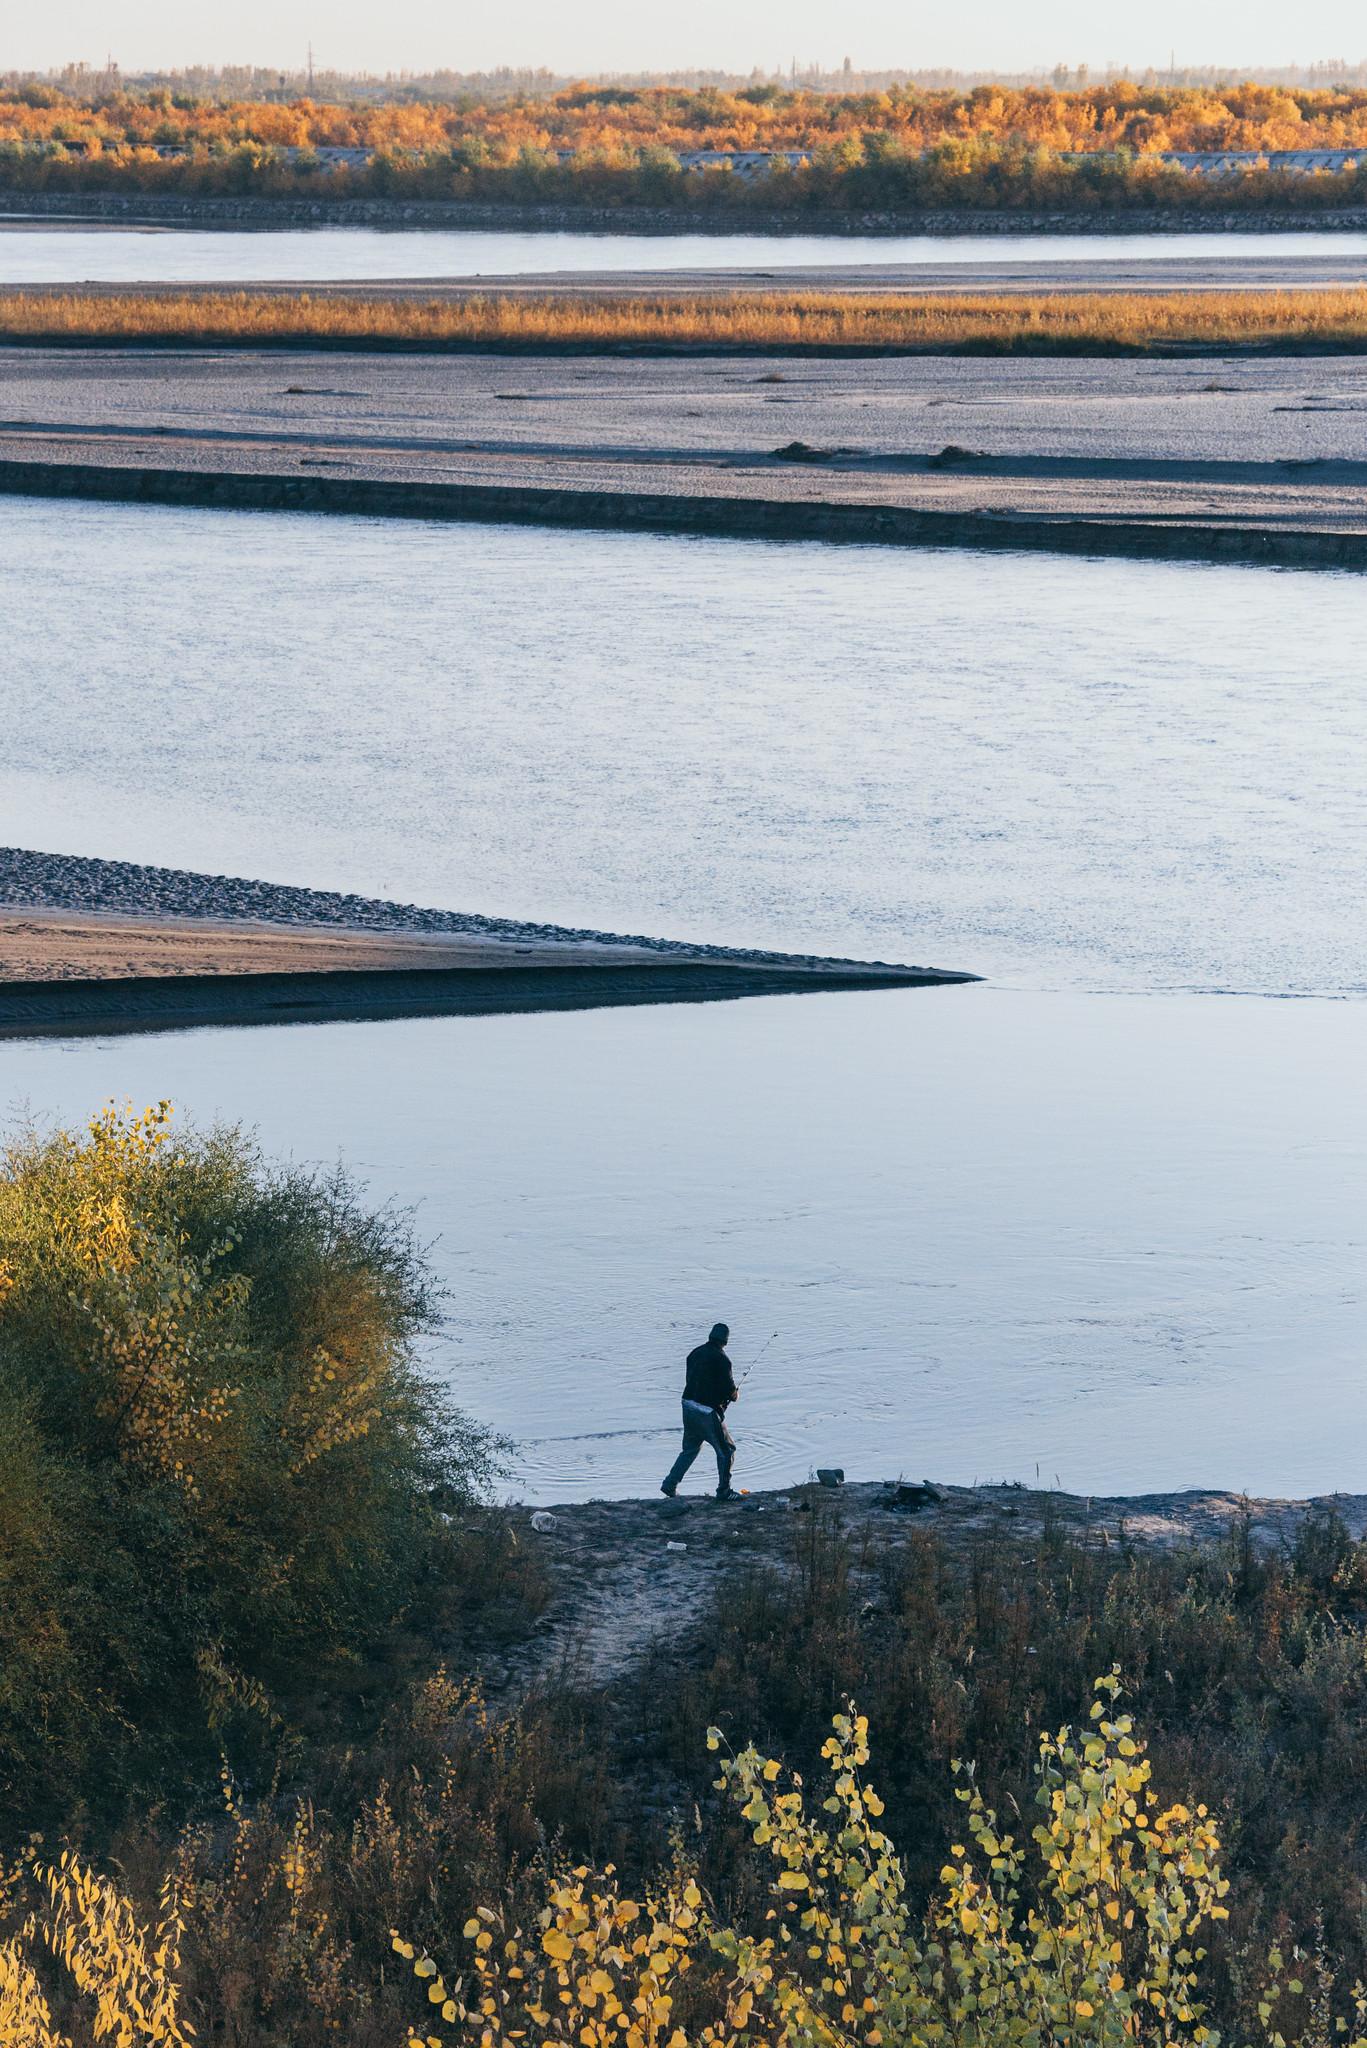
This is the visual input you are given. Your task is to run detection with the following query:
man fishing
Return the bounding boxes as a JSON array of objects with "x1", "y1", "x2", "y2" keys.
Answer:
[{"x1": 661, "y1": 1321, "x2": 740, "y2": 1502}]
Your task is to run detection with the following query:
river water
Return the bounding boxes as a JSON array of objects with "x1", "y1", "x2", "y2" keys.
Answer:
[
  {"x1": 0, "y1": 498, "x2": 1360, "y2": 996},
  {"x1": 3, "y1": 990, "x2": 1362, "y2": 1504},
  {"x1": 0, "y1": 497, "x2": 1362, "y2": 1499},
  {"x1": 2, "y1": 221, "x2": 1367, "y2": 284}
]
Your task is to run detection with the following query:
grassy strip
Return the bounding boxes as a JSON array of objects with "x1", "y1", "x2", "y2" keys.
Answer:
[{"x1": 6, "y1": 284, "x2": 1367, "y2": 353}]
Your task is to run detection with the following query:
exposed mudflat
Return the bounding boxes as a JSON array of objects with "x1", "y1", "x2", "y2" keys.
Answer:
[
  {"x1": 6, "y1": 345, "x2": 1367, "y2": 467},
  {"x1": 0, "y1": 347, "x2": 1362, "y2": 557},
  {"x1": 489, "y1": 1479, "x2": 1367, "y2": 1694}
]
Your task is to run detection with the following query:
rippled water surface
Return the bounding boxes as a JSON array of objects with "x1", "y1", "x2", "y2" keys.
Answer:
[
  {"x1": 0, "y1": 495, "x2": 1362, "y2": 1498},
  {"x1": 3, "y1": 221, "x2": 1367, "y2": 283},
  {"x1": 0, "y1": 497, "x2": 1362, "y2": 995}
]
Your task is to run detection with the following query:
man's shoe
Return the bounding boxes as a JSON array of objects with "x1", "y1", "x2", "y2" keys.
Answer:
[
  {"x1": 715, "y1": 1487, "x2": 741, "y2": 1503},
  {"x1": 660, "y1": 1481, "x2": 677, "y2": 1498}
]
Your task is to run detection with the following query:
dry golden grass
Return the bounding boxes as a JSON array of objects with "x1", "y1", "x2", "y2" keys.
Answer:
[{"x1": 3, "y1": 284, "x2": 1367, "y2": 353}]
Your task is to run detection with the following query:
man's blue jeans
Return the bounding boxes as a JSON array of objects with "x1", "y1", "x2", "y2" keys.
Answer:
[{"x1": 663, "y1": 1398, "x2": 735, "y2": 1496}]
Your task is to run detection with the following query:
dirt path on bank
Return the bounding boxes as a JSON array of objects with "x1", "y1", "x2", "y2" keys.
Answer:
[{"x1": 483, "y1": 1480, "x2": 1367, "y2": 1697}]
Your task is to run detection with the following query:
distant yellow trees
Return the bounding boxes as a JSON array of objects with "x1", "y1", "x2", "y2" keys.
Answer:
[
  {"x1": 7, "y1": 80, "x2": 1367, "y2": 156},
  {"x1": 5, "y1": 83, "x2": 1367, "y2": 210}
]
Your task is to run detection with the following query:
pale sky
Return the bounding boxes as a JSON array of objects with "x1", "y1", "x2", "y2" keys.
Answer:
[{"x1": 14, "y1": 0, "x2": 1367, "y2": 80}]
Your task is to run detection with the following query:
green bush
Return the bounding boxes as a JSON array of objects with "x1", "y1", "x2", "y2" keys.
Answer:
[{"x1": 0, "y1": 1101, "x2": 496, "y2": 1820}]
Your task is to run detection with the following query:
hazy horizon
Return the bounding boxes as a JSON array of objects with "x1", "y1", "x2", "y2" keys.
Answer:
[{"x1": 11, "y1": 0, "x2": 1367, "y2": 87}]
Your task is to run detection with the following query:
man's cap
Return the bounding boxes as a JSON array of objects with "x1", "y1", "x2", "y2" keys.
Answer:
[{"x1": 710, "y1": 1322, "x2": 730, "y2": 1344}]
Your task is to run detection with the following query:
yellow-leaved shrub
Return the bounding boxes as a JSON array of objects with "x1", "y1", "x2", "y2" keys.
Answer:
[
  {"x1": 0, "y1": 1849, "x2": 190, "y2": 2047},
  {"x1": 395, "y1": 1674, "x2": 1344, "y2": 2048},
  {"x1": 0, "y1": 1102, "x2": 495, "y2": 1822}
]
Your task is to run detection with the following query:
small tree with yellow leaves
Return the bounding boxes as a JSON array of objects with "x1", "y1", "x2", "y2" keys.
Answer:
[
  {"x1": 391, "y1": 1864, "x2": 739, "y2": 2048},
  {"x1": 0, "y1": 1848, "x2": 191, "y2": 2048}
]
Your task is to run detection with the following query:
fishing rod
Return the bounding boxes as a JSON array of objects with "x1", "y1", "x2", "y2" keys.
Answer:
[{"x1": 738, "y1": 1329, "x2": 779, "y2": 1387}]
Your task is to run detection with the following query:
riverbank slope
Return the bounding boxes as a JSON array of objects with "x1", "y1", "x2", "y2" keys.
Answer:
[
  {"x1": 478, "y1": 1476, "x2": 1367, "y2": 1694},
  {"x1": 10, "y1": 190, "x2": 1367, "y2": 237}
]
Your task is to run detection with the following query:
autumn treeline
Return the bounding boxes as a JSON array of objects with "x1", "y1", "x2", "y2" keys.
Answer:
[
  {"x1": 7, "y1": 81, "x2": 1367, "y2": 211},
  {"x1": 6, "y1": 141, "x2": 1367, "y2": 215},
  {"x1": 11, "y1": 78, "x2": 1367, "y2": 153}
]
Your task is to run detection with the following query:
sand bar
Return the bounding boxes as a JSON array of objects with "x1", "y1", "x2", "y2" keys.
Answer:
[
  {"x1": 8, "y1": 253, "x2": 1367, "y2": 294},
  {"x1": 0, "y1": 851, "x2": 976, "y2": 1038},
  {"x1": 0, "y1": 345, "x2": 1362, "y2": 567}
]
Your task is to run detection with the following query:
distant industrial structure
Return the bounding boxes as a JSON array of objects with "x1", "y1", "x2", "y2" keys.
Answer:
[{"x1": 672, "y1": 149, "x2": 815, "y2": 177}]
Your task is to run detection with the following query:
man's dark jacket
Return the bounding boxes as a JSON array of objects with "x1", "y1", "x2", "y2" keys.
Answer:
[{"x1": 683, "y1": 1339, "x2": 738, "y2": 1413}]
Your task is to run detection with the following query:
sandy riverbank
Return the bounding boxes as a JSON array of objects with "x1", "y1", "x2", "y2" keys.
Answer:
[
  {"x1": 0, "y1": 851, "x2": 975, "y2": 1036},
  {"x1": 0, "y1": 903, "x2": 678, "y2": 981}
]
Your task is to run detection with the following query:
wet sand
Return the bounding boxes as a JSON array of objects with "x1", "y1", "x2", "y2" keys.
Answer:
[{"x1": 0, "y1": 904, "x2": 673, "y2": 980}]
